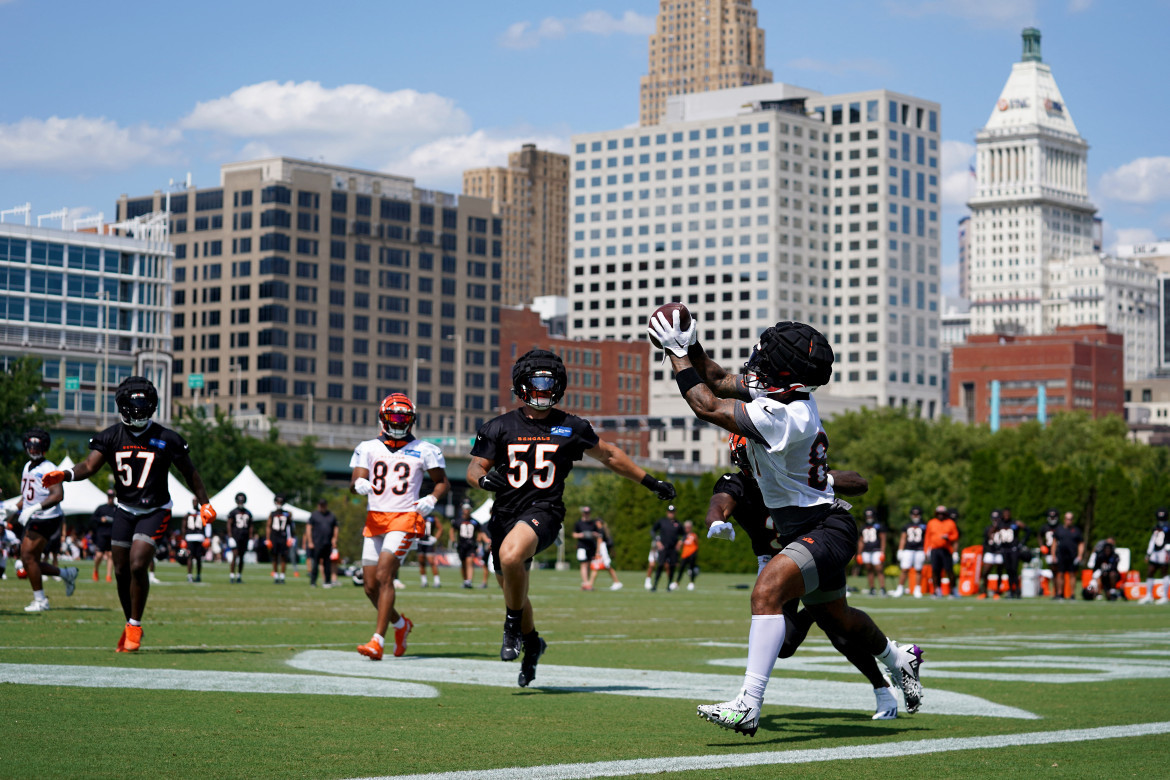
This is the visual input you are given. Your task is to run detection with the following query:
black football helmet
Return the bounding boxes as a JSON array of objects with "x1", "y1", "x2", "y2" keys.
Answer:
[
  {"x1": 23, "y1": 428, "x2": 50, "y2": 460},
  {"x1": 1156, "y1": 508, "x2": 1168, "y2": 523},
  {"x1": 115, "y1": 376, "x2": 157, "y2": 430},
  {"x1": 728, "y1": 434, "x2": 753, "y2": 476},
  {"x1": 1046, "y1": 508, "x2": 1059, "y2": 526},
  {"x1": 743, "y1": 321, "x2": 833, "y2": 394},
  {"x1": 512, "y1": 349, "x2": 566, "y2": 410}
]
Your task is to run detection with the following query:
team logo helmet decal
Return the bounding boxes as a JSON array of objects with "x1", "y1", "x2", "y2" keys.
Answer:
[
  {"x1": 727, "y1": 433, "x2": 752, "y2": 476},
  {"x1": 379, "y1": 393, "x2": 416, "y2": 439}
]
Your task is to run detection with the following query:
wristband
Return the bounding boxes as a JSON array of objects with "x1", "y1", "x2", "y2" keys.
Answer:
[
  {"x1": 640, "y1": 473, "x2": 659, "y2": 490},
  {"x1": 675, "y1": 367, "x2": 702, "y2": 396},
  {"x1": 826, "y1": 473, "x2": 835, "y2": 488},
  {"x1": 64, "y1": 468, "x2": 74, "y2": 483}
]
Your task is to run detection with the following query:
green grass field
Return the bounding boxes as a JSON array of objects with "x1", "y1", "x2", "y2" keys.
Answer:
[{"x1": 2, "y1": 560, "x2": 1169, "y2": 779}]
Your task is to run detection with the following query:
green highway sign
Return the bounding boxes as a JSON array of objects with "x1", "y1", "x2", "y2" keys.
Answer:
[
  {"x1": 187, "y1": 373, "x2": 204, "y2": 390},
  {"x1": 64, "y1": 376, "x2": 80, "y2": 390}
]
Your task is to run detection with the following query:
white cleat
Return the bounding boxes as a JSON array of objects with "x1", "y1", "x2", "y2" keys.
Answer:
[
  {"x1": 697, "y1": 695, "x2": 760, "y2": 737},
  {"x1": 891, "y1": 586, "x2": 904, "y2": 598},
  {"x1": 687, "y1": 582, "x2": 695, "y2": 591},
  {"x1": 609, "y1": 582, "x2": 623, "y2": 590},
  {"x1": 913, "y1": 587, "x2": 923, "y2": 598},
  {"x1": 1157, "y1": 598, "x2": 1170, "y2": 605},
  {"x1": 148, "y1": 573, "x2": 161, "y2": 585},
  {"x1": 643, "y1": 577, "x2": 652, "y2": 590},
  {"x1": 61, "y1": 566, "x2": 79, "y2": 596},
  {"x1": 1139, "y1": 595, "x2": 1155, "y2": 604},
  {"x1": 668, "y1": 581, "x2": 678, "y2": 591},
  {"x1": 25, "y1": 599, "x2": 50, "y2": 612},
  {"x1": 890, "y1": 641, "x2": 924, "y2": 714},
  {"x1": 873, "y1": 685, "x2": 899, "y2": 719},
  {"x1": 393, "y1": 579, "x2": 406, "y2": 589}
]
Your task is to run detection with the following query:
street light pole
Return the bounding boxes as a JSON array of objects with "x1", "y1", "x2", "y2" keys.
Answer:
[
  {"x1": 411, "y1": 356, "x2": 424, "y2": 406},
  {"x1": 100, "y1": 290, "x2": 110, "y2": 428},
  {"x1": 231, "y1": 362, "x2": 242, "y2": 419},
  {"x1": 446, "y1": 333, "x2": 463, "y2": 438}
]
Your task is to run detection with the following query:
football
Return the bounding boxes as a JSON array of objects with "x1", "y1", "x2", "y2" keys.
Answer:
[{"x1": 647, "y1": 302, "x2": 693, "y2": 350}]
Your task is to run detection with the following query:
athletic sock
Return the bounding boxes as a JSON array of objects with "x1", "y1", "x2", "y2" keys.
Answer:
[
  {"x1": 1163, "y1": 575, "x2": 1170, "y2": 599},
  {"x1": 391, "y1": 616, "x2": 405, "y2": 630},
  {"x1": 875, "y1": 686, "x2": 897, "y2": 709},
  {"x1": 876, "y1": 638, "x2": 902, "y2": 673},
  {"x1": 433, "y1": 575, "x2": 440, "y2": 586},
  {"x1": 740, "y1": 614, "x2": 785, "y2": 709},
  {"x1": 522, "y1": 629, "x2": 541, "y2": 649},
  {"x1": 372, "y1": 633, "x2": 385, "y2": 647},
  {"x1": 128, "y1": 618, "x2": 141, "y2": 627},
  {"x1": 33, "y1": 589, "x2": 46, "y2": 602},
  {"x1": 504, "y1": 607, "x2": 523, "y2": 634}
]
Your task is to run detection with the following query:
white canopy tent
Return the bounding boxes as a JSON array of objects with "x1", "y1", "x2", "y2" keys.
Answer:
[
  {"x1": 168, "y1": 472, "x2": 197, "y2": 518},
  {"x1": 470, "y1": 498, "x2": 493, "y2": 523},
  {"x1": 207, "y1": 464, "x2": 311, "y2": 523}
]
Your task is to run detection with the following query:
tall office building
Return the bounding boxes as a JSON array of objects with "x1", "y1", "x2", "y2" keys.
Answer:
[
  {"x1": 640, "y1": 0, "x2": 772, "y2": 126},
  {"x1": 119, "y1": 157, "x2": 500, "y2": 443},
  {"x1": 957, "y1": 214, "x2": 970, "y2": 300},
  {"x1": 0, "y1": 208, "x2": 173, "y2": 426},
  {"x1": 967, "y1": 28, "x2": 1096, "y2": 336},
  {"x1": 569, "y1": 83, "x2": 942, "y2": 463},
  {"x1": 463, "y1": 144, "x2": 569, "y2": 306}
]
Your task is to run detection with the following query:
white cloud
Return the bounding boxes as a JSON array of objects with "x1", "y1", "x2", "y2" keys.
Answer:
[
  {"x1": 0, "y1": 115, "x2": 180, "y2": 173},
  {"x1": 1068, "y1": 0, "x2": 1093, "y2": 12},
  {"x1": 389, "y1": 129, "x2": 570, "y2": 191},
  {"x1": 1113, "y1": 227, "x2": 1158, "y2": 247},
  {"x1": 1099, "y1": 156, "x2": 1170, "y2": 204},
  {"x1": 784, "y1": 57, "x2": 893, "y2": 78},
  {"x1": 883, "y1": 0, "x2": 1038, "y2": 28},
  {"x1": 181, "y1": 81, "x2": 471, "y2": 164},
  {"x1": 499, "y1": 10, "x2": 654, "y2": 49},
  {"x1": 940, "y1": 139, "x2": 976, "y2": 208}
]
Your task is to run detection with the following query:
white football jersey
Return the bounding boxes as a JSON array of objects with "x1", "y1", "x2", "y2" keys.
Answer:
[
  {"x1": 740, "y1": 392, "x2": 834, "y2": 512},
  {"x1": 349, "y1": 438, "x2": 445, "y2": 513},
  {"x1": 21, "y1": 460, "x2": 64, "y2": 520}
]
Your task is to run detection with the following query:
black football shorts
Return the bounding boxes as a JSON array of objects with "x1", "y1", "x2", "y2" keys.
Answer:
[
  {"x1": 488, "y1": 505, "x2": 563, "y2": 573},
  {"x1": 112, "y1": 507, "x2": 170, "y2": 549},
  {"x1": 776, "y1": 506, "x2": 859, "y2": 605}
]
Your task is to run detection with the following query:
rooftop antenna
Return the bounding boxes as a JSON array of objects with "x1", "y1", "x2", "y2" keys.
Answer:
[
  {"x1": 0, "y1": 203, "x2": 31, "y2": 225},
  {"x1": 37, "y1": 208, "x2": 68, "y2": 228}
]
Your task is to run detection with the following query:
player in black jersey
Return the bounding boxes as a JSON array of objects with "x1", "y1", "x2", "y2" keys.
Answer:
[
  {"x1": 708, "y1": 435, "x2": 899, "y2": 719},
  {"x1": 978, "y1": 510, "x2": 1005, "y2": 599},
  {"x1": 267, "y1": 496, "x2": 293, "y2": 584},
  {"x1": 226, "y1": 493, "x2": 253, "y2": 583},
  {"x1": 468, "y1": 349, "x2": 675, "y2": 687},
  {"x1": 448, "y1": 503, "x2": 481, "y2": 589},
  {"x1": 997, "y1": 507, "x2": 1025, "y2": 599},
  {"x1": 857, "y1": 508, "x2": 888, "y2": 596},
  {"x1": 44, "y1": 377, "x2": 214, "y2": 652},
  {"x1": 91, "y1": 489, "x2": 117, "y2": 582},
  {"x1": 183, "y1": 498, "x2": 211, "y2": 582},
  {"x1": 892, "y1": 507, "x2": 928, "y2": 598}
]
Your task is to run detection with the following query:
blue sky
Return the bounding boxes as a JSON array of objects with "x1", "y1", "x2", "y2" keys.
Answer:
[{"x1": 1, "y1": 0, "x2": 1168, "y2": 295}]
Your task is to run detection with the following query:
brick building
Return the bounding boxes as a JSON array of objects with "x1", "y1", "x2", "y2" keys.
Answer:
[
  {"x1": 949, "y1": 324, "x2": 1124, "y2": 426},
  {"x1": 498, "y1": 306, "x2": 650, "y2": 456}
]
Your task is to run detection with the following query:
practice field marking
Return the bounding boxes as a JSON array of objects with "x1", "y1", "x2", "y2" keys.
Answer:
[
  {"x1": 350, "y1": 720, "x2": 1170, "y2": 780},
  {"x1": 709, "y1": 652, "x2": 1170, "y2": 684},
  {"x1": 0, "y1": 663, "x2": 437, "y2": 698},
  {"x1": 288, "y1": 651, "x2": 1036, "y2": 719}
]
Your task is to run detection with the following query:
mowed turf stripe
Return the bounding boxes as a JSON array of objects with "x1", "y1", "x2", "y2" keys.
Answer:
[
  {"x1": 354, "y1": 721, "x2": 1170, "y2": 780},
  {"x1": 0, "y1": 663, "x2": 438, "y2": 698}
]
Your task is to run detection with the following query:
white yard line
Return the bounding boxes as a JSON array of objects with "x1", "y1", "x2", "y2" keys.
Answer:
[{"x1": 352, "y1": 720, "x2": 1170, "y2": 780}]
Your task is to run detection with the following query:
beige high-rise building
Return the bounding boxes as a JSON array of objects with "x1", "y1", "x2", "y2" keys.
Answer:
[
  {"x1": 119, "y1": 157, "x2": 501, "y2": 444},
  {"x1": 463, "y1": 144, "x2": 568, "y2": 306},
  {"x1": 639, "y1": 0, "x2": 772, "y2": 126}
]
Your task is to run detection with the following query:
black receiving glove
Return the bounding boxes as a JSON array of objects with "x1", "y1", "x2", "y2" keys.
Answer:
[
  {"x1": 641, "y1": 474, "x2": 676, "y2": 501},
  {"x1": 478, "y1": 468, "x2": 509, "y2": 492}
]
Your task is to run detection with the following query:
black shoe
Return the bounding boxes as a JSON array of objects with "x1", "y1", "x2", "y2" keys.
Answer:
[
  {"x1": 518, "y1": 637, "x2": 547, "y2": 687},
  {"x1": 501, "y1": 628, "x2": 523, "y2": 661}
]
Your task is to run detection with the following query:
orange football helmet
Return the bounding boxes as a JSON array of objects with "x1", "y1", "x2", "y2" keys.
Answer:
[{"x1": 379, "y1": 393, "x2": 416, "y2": 439}]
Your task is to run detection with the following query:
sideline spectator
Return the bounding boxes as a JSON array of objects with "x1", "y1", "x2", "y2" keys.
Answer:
[
  {"x1": 673, "y1": 520, "x2": 700, "y2": 591},
  {"x1": 588, "y1": 516, "x2": 623, "y2": 591},
  {"x1": 651, "y1": 505, "x2": 683, "y2": 591},
  {"x1": 573, "y1": 506, "x2": 600, "y2": 591},
  {"x1": 1052, "y1": 511, "x2": 1084, "y2": 600},
  {"x1": 305, "y1": 498, "x2": 339, "y2": 588},
  {"x1": 91, "y1": 490, "x2": 116, "y2": 582},
  {"x1": 1084, "y1": 538, "x2": 1123, "y2": 600},
  {"x1": 924, "y1": 505, "x2": 959, "y2": 598}
]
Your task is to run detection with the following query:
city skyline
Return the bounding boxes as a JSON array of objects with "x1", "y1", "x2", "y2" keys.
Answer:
[{"x1": 1, "y1": 1, "x2": 1168, "y2": 298}]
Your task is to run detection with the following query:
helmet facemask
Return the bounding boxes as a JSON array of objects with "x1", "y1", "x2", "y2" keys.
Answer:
[{"x1": 379, "y1": 394, "x2": 416, "y2": 440}]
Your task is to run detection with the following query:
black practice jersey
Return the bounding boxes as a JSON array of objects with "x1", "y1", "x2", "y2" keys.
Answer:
[
  {"x1": 91, "y1": 504, "x2": 116, "y2": 530},
  {"x1": 574, "y1": 518, "x2": 600, "y2": 545},
  {"x1": 227, "y1": 507, "x2": 253, "y2": 537},
  {"x1": 1042, "y1": 525, "x2": 1057, "y2": 553},
  {"x1": 653, "y1": 517, "x2": 682, "y2": 549},
  {"x1": 1054, "y1": 525, "x2": 1083, "y2": 557},
  {"x1": 984, "y1": 523, "x2": 1002, "y2": 552},
  {"x1": 713, "y1": 471, "x2": 778, "y2": 556},
  {"x1": 269, "y1": 509, "x2": 292, "y2": 540},
  {"x1": 997, "y1": 521, "x2": 1022, "y2": 549},
  {"x1": 89, "y1": 422, "x2": 191, "y2": 510},
  {"x1": 471, "y1": 408, "x2": 599, "y2": 517},
  {"x1": 451, "y1": 517, "x2": 480, "y2": 544},
  {"x1": 902, "y1": 521, "x2": 927, "y2": 551},
  {"x1": 861, "y1": 522, "x2": 885, "y2": 552}
]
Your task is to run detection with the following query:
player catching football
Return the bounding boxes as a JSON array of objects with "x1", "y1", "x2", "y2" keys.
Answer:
[
  {"x1": 647, "y1": 306, "x2": 924, "y2": 736},
  {"x1": 467, "y1": 349, "x2": 676, "y2": 688},
  {"x1": 350, "y1": 393, "x2": 449, "y2": 660},
  {"x1": 42, "y1": 377, "x2": 215, "y2": 651}
]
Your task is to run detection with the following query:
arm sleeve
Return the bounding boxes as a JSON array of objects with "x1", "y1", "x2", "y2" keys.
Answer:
[{"x1": 733, "y1": 402, "x2": 767, "y2": 445}]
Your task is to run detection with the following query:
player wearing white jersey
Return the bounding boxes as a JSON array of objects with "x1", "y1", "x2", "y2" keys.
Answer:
[
  {"x1": 14, "y1": 429, "x2": 77, "y2": 611},
  {"x1": 648, "y1": 312, "x2": 924, "y2": 736},
  {"x1": 350, "y1": 393, "x2": 449, "y2": 660},
  {"x1": 1140, "y1": 508, "x2": 1170, "y2": 604}
]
